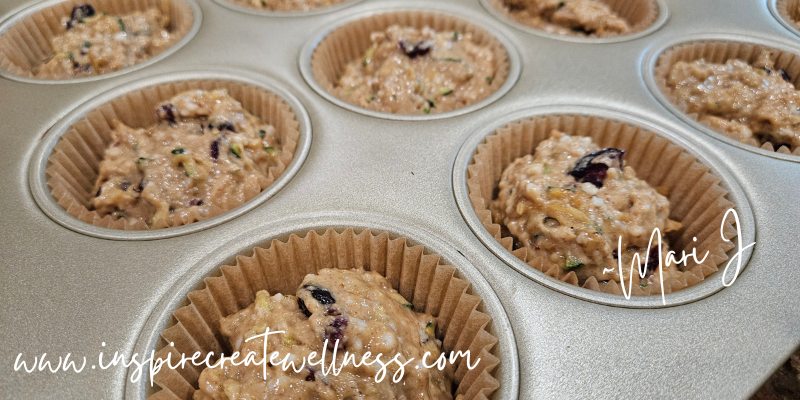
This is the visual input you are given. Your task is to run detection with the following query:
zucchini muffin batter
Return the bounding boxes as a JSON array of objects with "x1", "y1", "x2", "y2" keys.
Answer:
[
  {"x1": 194, "y1": 268, "x2": 453, "y2": 400},
  {"x1": 334, "y1": 25, "x2": 498, "y2": 115},
  {"x1": 491, "y1": 131, "x2": 682, "y2": 288},
  {"x1": 37, "y1": 4, "x2": 173, "y2": 79},
  {"x1": 667, "y1": 50, "x2": 800, "y2": 152},
  {"x1": 226, "y1": 0, "x2": 348, "y2": 11},
  {"x1": 501, "y1": 0, "x2": 630, "y2": 37},
  {"x1": 91, "y1": 89, "x2": 282, "y2": 228}
]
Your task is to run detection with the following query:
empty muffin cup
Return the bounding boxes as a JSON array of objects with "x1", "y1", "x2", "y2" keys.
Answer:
[
  {"x1": 30, "y1": 71, "x2": 309, "y2": 239},
  {"x1": 650, "y1": 37, "x2": 800, "y2": 159},
  {"x1": 0, "y1": 0, "x2": 200, "y2": 82},
  {"x1": 145, "y1": 226, "x2": 510, "y2": 400},
  {"x1": 458, "y1": 110, "x2": 753, "y2": 303},
  {"x1": 480, "y1": 0, "x2": 664, "y2": 41},
  {"x1": 301, "y1": 6, "x2": 519, "y2": 120}
]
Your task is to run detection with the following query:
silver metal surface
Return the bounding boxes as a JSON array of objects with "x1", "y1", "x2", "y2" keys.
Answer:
[
  {"x1": 1, "y1": 0, "x2": 799, "y2": 399},
  {"x1": 298, "y1": 2, "x2": 522, "y2": 121},
  {"x1": 28, "y1": 69, "x2": 313, "y2": 240},
  {"x1": 0, "y1": 0, "x2": 204, "y2": 85},
  {"x1": 124, "y1": 213, "x2": 519, "y2": 400},
  {"x1": 452, "y1": 104, "x2": 756, "y2": 308}
]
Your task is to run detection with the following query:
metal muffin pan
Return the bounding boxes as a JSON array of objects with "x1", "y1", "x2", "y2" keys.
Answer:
[
  {"x1": 125, "y1": 213, "x2": 519, "y2": 400},
  {"x1": 0, "y1": 0, "x2": 204, "y2": 85},
  {"x1": 452, "y1": 104, "x2": 756, "y2": 309},
  {"x1": 1, "y1": 0, "x2": 798, "y2": 399}
]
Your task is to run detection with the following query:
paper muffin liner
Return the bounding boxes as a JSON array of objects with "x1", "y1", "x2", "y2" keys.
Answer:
[
  {"x1": 485, "y1": 0, "x2": 659, "y2": 37},
  {"x1": 45, "y1": 79, "x2": 300, "y2": 230},
  {"x1": 146, "y1": 228, "x2": 501, "y2": 400},
  {"x1": 466, "y1": 114, "x2": 738, "y2": 296},
  {"x1": 654, "y1": 40, "x2": 800, "y2": 156},
  {"x1": 309, "y1": 10, "x2": 511, "y2": 115},
  {"x1": 777, "y1": 0, "x2": 800, "y2": 32},
  {"x1": 0, "y1": 0, "x2": 195, "y2": 80}
]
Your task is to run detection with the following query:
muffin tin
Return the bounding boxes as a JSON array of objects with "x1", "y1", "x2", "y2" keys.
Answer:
[{"x1": 1, "y1": 0, "x2": 799, "y2": 399}]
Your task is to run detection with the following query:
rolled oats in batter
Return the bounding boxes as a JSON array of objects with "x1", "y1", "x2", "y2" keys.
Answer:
[
  {"x1": 335, "y1": 25, "x2": 498, "y2": 115},
  {"x1": 194, "y1": 268, "x2": 453, "y2": 400},
  {"x1": 491, "y1": 131, "x2": 682, "y2": 287},
  {"x1": 91, "y1": 89, "x2": 282, "y2": 228},
  {"x1": 37, "y1": 4, "x2": 173, "y2": 79},
  {"x1": 227, "y1": 0, "x2": 348, "y2": 11},
  {"x1": 667, "y1": 50, "x2": 800, "y2": 151},
  {"x1": 502, "y1": 0, "x2": 630, "y2": 37}
]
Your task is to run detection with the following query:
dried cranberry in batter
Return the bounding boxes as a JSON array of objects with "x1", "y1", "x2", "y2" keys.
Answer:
[
  {"x1": 194, "y1": 269, "x2": 452, "y2": 400},
  {"x1": 491, "y1": 131, "x2": 682, "y2": 288},
  {"x1": 335, "y1": 25, "x2": 498, "y2": 115},
  {"x1": 90, "y1": 89, "x2": 281, "y2": 228}
]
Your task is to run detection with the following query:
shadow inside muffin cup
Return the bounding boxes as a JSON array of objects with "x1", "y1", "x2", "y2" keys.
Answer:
[
  {"x1": 461, "y1": 112, "x2": 748, "y2": 299},
  {"x1": 146, "y1": 227, "x2": 509, "y2": 400},
  {"x1": 301, "y1": 7, "x2": 519, "y2": 120},
  {"x1": 651, "y1": 38, "x2": 800, "y2": 159},
  {"x1": 480, "y1": 0, "x2": 664, "y2": 42},
  {"x1": 0, "y1": 0, "x2": 200, "y2": 82},
  {"x1": 36, "y1": 76, "x2": 303, "y2": 236}
]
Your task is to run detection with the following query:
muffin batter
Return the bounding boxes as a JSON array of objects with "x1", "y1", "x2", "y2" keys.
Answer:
[
  {"x1": 227, "y1": 0, "x2": 348, "y2": 11},
  {"x1": 667, "y1": 50, "x2": 800, "y2": 151},
  {"x1": 194, "y1": 268, "x2": 453, "y2": 400},
  {"x1": 491, "y1": 131, "x2": 682, "y2": 287},
  {"x1": 91, "y1": 89, "x2": 281, "y2": 228},
  {"x1": 335, "y1": 25, "x2": 498, "y2": 115},
  {"x1": 37, "y1": 4, "x2": 173, "y2": 79},
  {"x1": 502, "y1": 0, "x2": 630, "y2": 37}
]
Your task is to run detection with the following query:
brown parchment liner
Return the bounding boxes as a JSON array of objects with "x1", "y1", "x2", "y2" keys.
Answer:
[
  {"x1": 654, "y1": 40, "x2": 800, "y2": 156},
  {"x1": 310, "y1": 10, "x2": 511, "y2": 115},
  {"x1": 777, "y1": 0, "x2": 800, "y2": 33},
  {"x1": 45, "y1": 79, "x2": 300, "y2": 230},
  {"x1": 146, "y1": 228, "x2": 502, "y2": 400},
  {"x1": 466, "y1": 115, "x2": 738, "y2": 296},
  {"x1": 485, "y1": 0, "x2": 659, "y2": 38},
  {"x1": 0, "y1": 0, "x2": 195, "y2": 80}
]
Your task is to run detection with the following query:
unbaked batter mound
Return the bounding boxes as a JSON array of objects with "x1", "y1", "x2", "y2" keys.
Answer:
[
  {"x1": 502, "y1": 0, "x2": 630, "y2": 37},
  {"x1": 194, "y1": 268, "x2": 453, "y2": 400}
]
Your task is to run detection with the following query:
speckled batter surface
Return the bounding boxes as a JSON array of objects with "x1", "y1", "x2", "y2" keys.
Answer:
[
  {"x1": 667, "y1": 50, "x2": 800, "y2": 152},
  {"x1": 334, "y1": 25, "x2": 498, "y2": 115},
  {"x1": 194, "y1": 268, "x2": 452, "y2": 400},
  {"x1": 37, "y1": 4, "x2": 173, "y2": 78},
  {"x1": 501, "y1": 0, "x2": 630, "y2": 37},
  {"x1": 91, "y1": 89, "x2": 281, "y2": 228},
  {"x1": 491, "y1": 131, "x2": 682, "y2": 288}
]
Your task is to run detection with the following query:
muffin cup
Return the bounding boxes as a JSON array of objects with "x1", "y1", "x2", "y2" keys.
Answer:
[
  {"x1": 0, "y1": 0, "x2": 200, "y2": 82},
  {"x1": 210, "y1": 0, "x2": 365, "y2": 17},
  {"x1": 300, "y1": 4, "x2": 520, "y2": 120},
  {"x1": 29, "y1": 70, "x2": 311, "y2": 240},
  {"x1": 142, "y1": 224, "x2": 510, "y2": 400},
  {"x1": 454, "y1": 106, "x2": 755, "y2": 307},
  {"x1": 774, "y1": 0, "x2": 800, "y2": 36},
  {"x1": 480, "y1": 0, "x2": 666, "y2": 42},
  {"x1": 651, "y1": 37, "x2": 800, "y2": 158}
]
